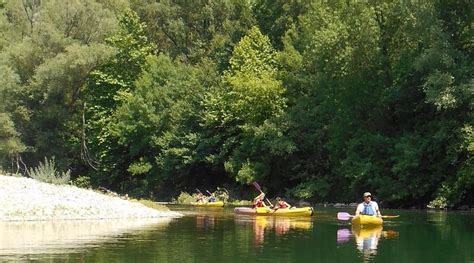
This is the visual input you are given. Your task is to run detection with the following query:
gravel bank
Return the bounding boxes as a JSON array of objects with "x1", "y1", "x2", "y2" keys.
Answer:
[{"x1": 0, "y1": 176, "x2": 181, "y2": 221}]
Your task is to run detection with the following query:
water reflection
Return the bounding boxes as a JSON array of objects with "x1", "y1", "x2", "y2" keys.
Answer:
[
  {"x1": 0, "y1": 218, "x2": 173, "y2": 256},
  {"x1": 426, "y1": 210, "x2": 448, "y2": 224},
  {"x1": 196, "y1": 215, "x2": 216, "y2": 230},
  {"x1": 0, "y1": 208, "x2": 472, "y2": 262},
  {"x1": 336, "y1": 228, "x2": 352, "y2": 243},
  {"x1": 353, "y1": 225, "x2": 383, "y2": 260},
  {"x1": 235, "y1": 216, "x2": 313, "y2": 245},
  {"x1": 337, "y1": 226, "x2": 399, "y2": 261}
]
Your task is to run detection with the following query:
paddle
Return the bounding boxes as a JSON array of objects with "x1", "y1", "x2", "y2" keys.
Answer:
[
  {"x1": 337, "y1": 212, "x2": 400, "y2": 220},
  {"x1": 252, "y1": 182, "x2": 274, "y2": 207},
  {"x1": 337, "y1": 212, "x2": 354, "y2": 221}
]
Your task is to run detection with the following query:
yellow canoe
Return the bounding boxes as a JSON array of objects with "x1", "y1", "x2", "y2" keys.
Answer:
[
  {"x1": 191, "y1": 201, "x2": 224, "y2": 207},
  {"x1": 234, "y1": 207, "x2": 313, "y2": 217},
  {"x1": 351, "y1": 215, "x2": 383, "y2": 226}
]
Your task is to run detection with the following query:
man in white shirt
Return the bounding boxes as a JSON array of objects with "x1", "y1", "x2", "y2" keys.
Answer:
[{"x1": 355, "y1": 192, "x2": 382, "y2": 217}]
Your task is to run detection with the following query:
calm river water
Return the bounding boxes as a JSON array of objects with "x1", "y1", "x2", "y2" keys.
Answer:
[{"x1": 0, "y1": 206, "x2": 473, "y2": 262}]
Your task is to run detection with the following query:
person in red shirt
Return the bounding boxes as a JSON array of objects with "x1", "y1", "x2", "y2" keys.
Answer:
[
  {"x1": 253, "y1": 192, "x2": 266, "y2": 208},
  {"x1": 273, "y1": 197, "x2": 291, "y2": 210}
]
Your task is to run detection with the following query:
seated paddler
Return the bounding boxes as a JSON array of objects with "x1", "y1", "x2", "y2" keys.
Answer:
[{"x1": 355, "y1": 192, "x2": 382, "y2": 217}]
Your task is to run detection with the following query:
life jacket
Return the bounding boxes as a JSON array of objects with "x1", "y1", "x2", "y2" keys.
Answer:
[
  {"x1": 362, "y1": 202, "x2": 375, "y2": 216},
  {"x1": 277, "y1": 201, "x2": 289, "y2": 209},
  {"x1": 254, "y1": 199, "x2": 264, "y2": 208}
]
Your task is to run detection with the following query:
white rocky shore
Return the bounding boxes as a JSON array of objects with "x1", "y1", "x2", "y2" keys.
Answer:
[{"x1": 0, "y1": 175, "x2": 181, "y2": 221}]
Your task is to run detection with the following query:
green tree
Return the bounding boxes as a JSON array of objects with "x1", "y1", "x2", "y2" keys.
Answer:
[
  {"x1": 131, "y1": 0, "x2": 255, "y2": 69},
  {"x1": 202, "y1": 26, "x2": 293, "y2": 185},
  {"x1": 0, "y1": 0, "x2": 120, "y2": 172},
  {"x1": 84, "y1": 10, "x2": 154, "y2": 191},
  {"x1": 277, "y1": 2, "x2": 388, "y2": 200},
  {"x1": 0, "y1": 66, "x2": 25, "y2": 169},
  {"x1": 278, "y1": 1, "x2": 472, "y2": 206},
  {"x1": 252, "y1": 0, "x2": 311, "y2": 49},
  {"x1": 107, "y1": 54, "x2": 212, "y2": 196}
]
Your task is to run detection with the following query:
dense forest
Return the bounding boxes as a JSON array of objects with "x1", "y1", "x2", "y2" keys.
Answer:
[{"x1": 0, "y1": 0, "x2": 472, "y2": 207}]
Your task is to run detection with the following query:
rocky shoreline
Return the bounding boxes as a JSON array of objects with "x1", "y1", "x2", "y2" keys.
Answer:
[{"x1": 0, "y1": 175, "x2": 181, "y2": 221}]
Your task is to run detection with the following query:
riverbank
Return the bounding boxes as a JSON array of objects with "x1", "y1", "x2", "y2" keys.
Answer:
[{"x1": 0, "y1": 175, "x2": 181, "y2": 221}]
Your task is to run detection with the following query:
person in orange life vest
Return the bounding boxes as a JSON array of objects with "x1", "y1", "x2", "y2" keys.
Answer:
[
  {"x1": 253, "y1": 192, "x2": 267, "y2": 208},
  {"x1": 355, "y1": 192, "x2": 382, "y2": 217},
  {"x1": 273, "y1": 197, "x2": 291, "y2": 211}
]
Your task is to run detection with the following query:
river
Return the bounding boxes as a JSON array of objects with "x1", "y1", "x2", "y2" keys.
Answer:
[{"x1": 1, "y1": 206, "x2": 473, "y2": 262}]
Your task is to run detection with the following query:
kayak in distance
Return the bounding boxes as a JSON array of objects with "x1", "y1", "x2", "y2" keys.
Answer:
[
  {"x1": 234, "y1": 207, "x2": 314, "y2": 217},
  {"x1": 351, "y1": 215, "x2": 383, "y2": 226},
  {"x1": 191, "y1": 201, "x2": 225, "y2": 207}
]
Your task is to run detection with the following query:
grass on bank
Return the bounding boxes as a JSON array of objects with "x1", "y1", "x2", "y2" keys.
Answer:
[{"x1": 28, "y1": 157, "x2": 71, "y2": 185}]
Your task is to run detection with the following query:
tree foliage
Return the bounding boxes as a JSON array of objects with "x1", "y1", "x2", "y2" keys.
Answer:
[
  {"x1": 0, "y1": 0, "x2": 472, "y2": 207},
  {"x1": 131, "y1": 0, "x2": 255, "y2": 69},
  {"x1": 83, "y1": 10, "x2": 154, "y2": 192},
  {"x1": 202, "y1": 26, "x2": 292, "y2": 185},
  {"x1": 0, "y1": 0, "x2": 121, "y2": 171}
]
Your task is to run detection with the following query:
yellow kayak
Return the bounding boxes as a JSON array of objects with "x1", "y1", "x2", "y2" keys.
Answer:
[
  {"x1": 351, "y1": 215, "x2": 383, "y2": 226},
  {"x1": 234, "y1": 207, "x2": 313, "y2": 217},
  {"x1": 191, "y1": 201, "x2": 224, "y2": 207}
]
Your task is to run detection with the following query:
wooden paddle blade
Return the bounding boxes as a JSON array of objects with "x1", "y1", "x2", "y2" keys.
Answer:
[
  {"x1": 337, "y1": 212, "x2": 353, "y2": 221},
  {"x1": 381, "y1": 215, "x2": 400, "y2": 219}
]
